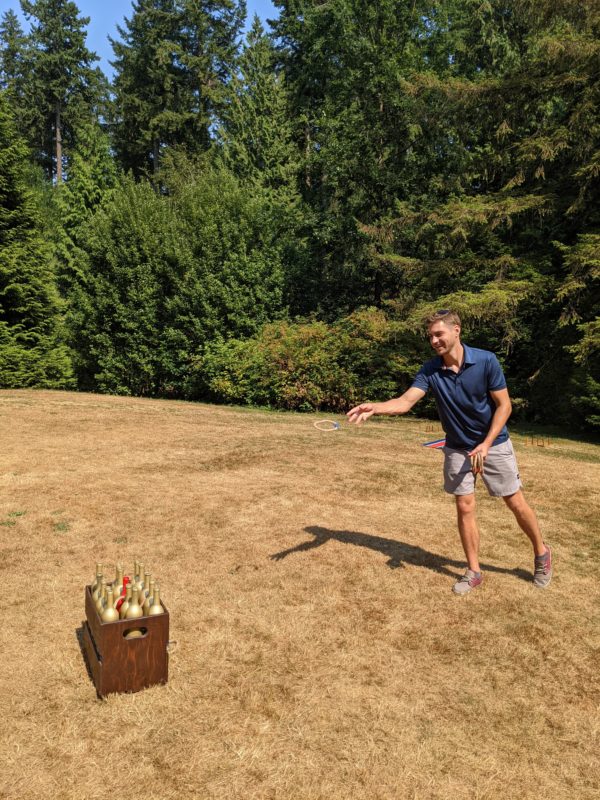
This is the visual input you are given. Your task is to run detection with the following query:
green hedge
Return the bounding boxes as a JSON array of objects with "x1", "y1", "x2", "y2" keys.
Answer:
[{"x1": 187, "y1": 308, "x2": 426, "y2": 411}]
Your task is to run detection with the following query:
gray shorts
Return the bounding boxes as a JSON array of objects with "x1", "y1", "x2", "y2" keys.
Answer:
[{"x1": 443, "y1": 438, "x2": 523, "y2": 497}]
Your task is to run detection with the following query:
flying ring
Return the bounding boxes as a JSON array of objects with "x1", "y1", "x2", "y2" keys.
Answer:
[{"x1": 313, "y1": 420, "x2": 341, "y2": 432}]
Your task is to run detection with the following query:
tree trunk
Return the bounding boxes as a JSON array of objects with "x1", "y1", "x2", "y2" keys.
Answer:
[
  {"x1": 153, "y1": 137, "x2": 160, "y2": 175},
  {"x1": 304, "y1": 124, "x2": 312, "y2": 190},
  {"x1": 55, "y1": 104, "x2": 63, "y2": 183}
]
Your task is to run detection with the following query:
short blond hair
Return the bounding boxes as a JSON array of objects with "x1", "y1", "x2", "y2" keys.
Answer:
[{"x1": 425, "y1": 309, "x2": 461, "y2": 328}]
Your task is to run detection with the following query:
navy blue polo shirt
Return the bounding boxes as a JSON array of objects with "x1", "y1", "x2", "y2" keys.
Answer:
[{"x1": 411, "y1": 345, "x2": 509, "y2": 450}]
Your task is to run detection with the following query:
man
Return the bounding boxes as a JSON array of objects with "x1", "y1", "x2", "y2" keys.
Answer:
[{"x1": 346, "y1": 309, "x2": 552, "y2": 594}]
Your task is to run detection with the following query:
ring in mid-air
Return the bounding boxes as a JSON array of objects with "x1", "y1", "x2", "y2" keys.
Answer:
[{"x1": 313, "y1": 420, "x2": 341, "y2": 432}]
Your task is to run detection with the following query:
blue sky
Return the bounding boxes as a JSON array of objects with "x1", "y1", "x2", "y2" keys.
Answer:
[{"x1": 5, "y1": 0, "x2": 278, "y2": 76}]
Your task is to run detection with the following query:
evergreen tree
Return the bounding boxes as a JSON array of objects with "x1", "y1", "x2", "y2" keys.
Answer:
[
  {"x1": 0, "y1": 91, "x2": 72, "y2": 387},
  {"x1": 177, "y1": 0, "x2": 246, "y2": 148},
  {"x1": 272, "y1": 0, "x2": 450, "y2": 312},
  {"x1": 71, "y1": 161, "x2": 284, "y2": 395},
  {"x1": 19, "y1": 0, "x2": 105, "y2": 182},
  {"x1": 69, "y1": 176, "x2": 167, "y2": 393},
  {"x1": 556, "y1": 234, "x2": 600, "y2": 428},
  {"x1": 0, "y1": 10, "x2": 27, "y2": 113},
  {"x1": 219, "y1": 15, "x2": 297, "y2": 192},
  {"x1": 55, "y1": 120, "x2": 119, "y2": 293},
  {"x1": 110, "y1": 0, "x2": 182, "y2": 176},
  {"x1": 111, "y1": 0, "x2": 245, "y2": 176},
  {"x1": 218, "y1": 14, "x2": 309, "y2": 313},
  {"x1": 438, "y1": 0, "x2": 600, "y2": 428}
]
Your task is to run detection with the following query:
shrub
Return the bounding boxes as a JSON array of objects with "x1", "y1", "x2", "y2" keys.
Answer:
[
  {"x1": 71, "y1": 165, "x2": 285, "y2": 395},
  {"x1": 187, "y1": 308, "x2": 425, "y2": 411}
]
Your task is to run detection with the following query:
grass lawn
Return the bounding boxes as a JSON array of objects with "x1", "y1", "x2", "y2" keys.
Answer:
[{"x1": 0, "y1": 389, "x2": 598, "y2": 800}]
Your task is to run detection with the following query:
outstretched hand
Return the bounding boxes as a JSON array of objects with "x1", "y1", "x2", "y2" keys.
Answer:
[{"x1": 346, "y1": 403, "x2": 377, "y2": 425}]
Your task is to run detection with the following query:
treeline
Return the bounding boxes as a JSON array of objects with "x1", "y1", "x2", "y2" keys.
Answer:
[{"x1": 0, "y1": 1, "x2": 598, "y2": 429}]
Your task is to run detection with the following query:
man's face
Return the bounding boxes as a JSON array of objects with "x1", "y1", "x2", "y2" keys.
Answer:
[{"x1": 427, "y1": 321, "x2": 460, "y2": 356}]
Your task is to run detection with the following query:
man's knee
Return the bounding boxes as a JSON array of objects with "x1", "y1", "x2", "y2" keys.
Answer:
[
  {"x1": 455, "y1": 493, "x2": 476, "y2": 515},
  {"x1": 503, "y1": 490, "x2": 528, "y2": 514}
]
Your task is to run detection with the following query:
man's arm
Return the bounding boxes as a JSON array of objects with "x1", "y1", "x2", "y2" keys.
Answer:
[
  {"x1": 468, "y1": 387, "x2": 512, "y2": 457},
  {"x1": 346, "y1": 387, "x2": 426, "y2": 425}
]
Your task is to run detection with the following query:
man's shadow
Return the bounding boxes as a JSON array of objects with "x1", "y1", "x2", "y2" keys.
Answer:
[{"x1": 271, "y1": 525, "x2": 531, "y2": 582}]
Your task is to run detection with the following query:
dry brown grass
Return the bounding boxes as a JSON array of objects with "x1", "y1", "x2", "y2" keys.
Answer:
[{"x1": 0, "y1": 389, "x2": 598, "y2": 800}]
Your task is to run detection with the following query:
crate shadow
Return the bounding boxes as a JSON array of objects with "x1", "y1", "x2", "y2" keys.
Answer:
[{"x1": 75, "y1": 623, "x2": 97, "y2": 690}]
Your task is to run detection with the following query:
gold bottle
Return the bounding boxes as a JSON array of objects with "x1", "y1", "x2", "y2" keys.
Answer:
[
  {"x1": 142, "y1": 571, "x2": 152, "y2": 597},
  {"x1": 95, "y1": 579, "x2": 107, "y2": 614},
  {"x1": 143, "y1": 579, "x2": 155, "y2": 615},
  {"x1": 112, "y1": 563, "x2": 124, "y2": 598},
  {"x1": 119, "y1": 583, "x2": 133, "y2": 619},
  {"x1": 101, "y1": 588, "x2": 119, "y2": 623},
  {"x1": 101, "y1": 582, "x2": 109, "y2": 613},
  {"x1": 124, "y1": 628, "x2": 144, "y2": 639},
  {"x1": 91, "y1": 563, "x2": 103, "y2": 594},
  {"x1": 125, "y1": 585, "x2": 143, "y2": 619},
  {"x1": 91, "y1": 575, "x2": 103, "y2": 603},
  {"x1": 133, "y1": 562, "x2": 145, "y2": 593},
  {"x1": 147, "y1": 584, "x2": 164, "y2": 616}
]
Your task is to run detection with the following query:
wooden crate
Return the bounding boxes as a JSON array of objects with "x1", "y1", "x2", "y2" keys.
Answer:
[{"x1": 82, "y1": 585, "x2": 169, "y2": 698}]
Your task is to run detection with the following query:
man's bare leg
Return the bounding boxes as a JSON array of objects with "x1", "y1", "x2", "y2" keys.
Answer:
[
  {"x1": 502, "y1": 490, "x2": 546, "y2": 556},
  {"x1": 455, "y1": 494, "x2": 481, "y2": 572}
]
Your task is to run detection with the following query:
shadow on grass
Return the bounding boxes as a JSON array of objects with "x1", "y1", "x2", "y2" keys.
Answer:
[
  {"x1": 271, "y1": 525, "x2": 532, "y2": 583},
  {"x1": 75, "y1": 623, "x2": 96, "y2": 690}
]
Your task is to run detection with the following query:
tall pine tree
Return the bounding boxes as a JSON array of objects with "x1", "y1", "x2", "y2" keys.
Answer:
[
  {"x1": 111, "y1": 0, "x2": 245, "y2": 176},
  {"x1": 20, "y1": 0, "x2": 106, "y2": 182},
  {"x1": 177, "y1": 0, "x2": 246, "y2": 149},
  {"x1": 110, "y1": 0, "x2": 182, "y2": 176},
  {"x1": 0, "y1": 91, "x2": 72, "y2": 387},
  {"x1": 219, "y1": 15, "x2": 297, "y2": 192},
  {"x1": 55, "y1": 119, "x2": 119, "y2": 294},
  {"x1": 217, "y1": 14, "x2": 309, "y2": 311},
  {"x1": 0, "y1": 10, "x2": 27, "y2": 113}
]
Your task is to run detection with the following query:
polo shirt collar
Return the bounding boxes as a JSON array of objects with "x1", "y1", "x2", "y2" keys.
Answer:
[
  {"x1": 462, "y1": 344, "x2": 475, "y2": 365},
  {"x1": 439, "y1": 343, "x2": 475, "y2": 371}
]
